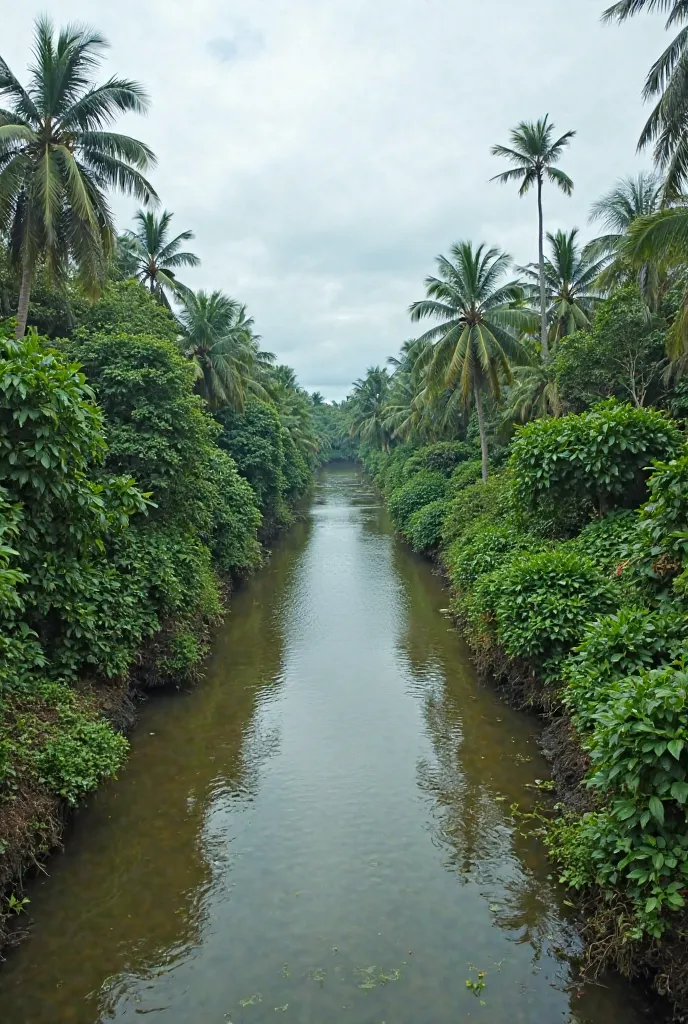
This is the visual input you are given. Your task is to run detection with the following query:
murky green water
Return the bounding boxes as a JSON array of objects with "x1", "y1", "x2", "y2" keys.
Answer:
[{"x1": 0, "y1": 466, "x2": 656, "y2": 1023}]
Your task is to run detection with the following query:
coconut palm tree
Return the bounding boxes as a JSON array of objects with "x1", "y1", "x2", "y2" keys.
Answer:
[
  {"x1": 623, "y1": 203, "x2": 688, "y2": 358},
  {"x1": 176, "y1": 289, "x2": 273, "y2": 410},
  {"x1": 409, "y1": 242, "x2": 534, "y2": 481},
  {"x1": 270, "y1": 365, "x2": 299, "y2": 391},
  {"x1": 501, "y1": 359, "x2": 564, "y2": 426},
  {"x1": 0, "y1": 16, "x2": 157, "y2": 337},
  {"x1": 588, "y1": 171, "x2": 663, "y2": 254},
  {"x1": 349, "y1": 367, "x2": 393, "y2": 450},
  {"x1": 603, "y1": 2, "x2": 688, "y2": 196},
  {"x1": 586, "y1": 172, "x2": 664, "y2": 303},
  {"x1": 521, "y1": 229, "x2": 607, "y2": 343},
  {"x1": 122, "y1": 209, "x2": 199, "y2": 305},
  {"x1": 491, "y1": 116, "x2": 575, "y2": 358}
]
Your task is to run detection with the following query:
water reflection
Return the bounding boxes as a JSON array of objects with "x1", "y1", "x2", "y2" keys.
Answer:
[{"x1": 0, "y1": 466, "x2": 657, "y2": 1023}]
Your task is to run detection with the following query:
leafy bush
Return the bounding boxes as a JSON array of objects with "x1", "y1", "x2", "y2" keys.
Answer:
[
  {"x1": 217, "y1": 397, "x2": 289, "y2": 524},
  {"x1": 34, "y1": 713, "x2": 128, "y2": 806},
  {"x1": 405, "y1": 499, "x2": 448, "y2": 552},
  {"x1": 554, "y1": 289, "x2": 668, "y2": 414},
  {"x1": 441, "y1": 473, "x2": 513, "y2": 546},
  {"x1": 471, "y1": 546, "x2": 619, "y2": 664},
  {"x1": 445, "y1": 523, "x2": 540, "y2": 593},
  {"x1": 403, "y1": 441, "x2": 473, "y2": 480},
  {"x1": 447, "y1": 459, "x2": 483, "y2": 495},
  {"x1": 563, "y1": 607, "x2": 688, "y2": 731},
  {"x1": 387, "y1": 471, "x2": 447, "y2": 530},
  {"x1": 630, "y1": 451, "x2": 688, "y2": 604},
  {"x1": 60, "y1": 331, "x2": 219, "y2": 525},
  {"x1": 555, "y1": 664, "x2": 688, "y2": 938},
  {"x1": 510, "y1": 400, "x2": 681, "y2": 529},
  {"x1": 571, "y1": 509, "x2": 639, "y2": 571},
  {"x1": 1, "y1": 680, "x2": 127, "y2": 804},
  {"x1": 75, "y1": 281, "x2": 178, "y2": 342}
]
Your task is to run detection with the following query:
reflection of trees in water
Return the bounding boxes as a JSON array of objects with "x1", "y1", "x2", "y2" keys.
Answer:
[
  {"x1": 0, "y1": 520, "x2": 312, "y2": 1024},
  {"x1": 389, "y1": 538, "x2": 567, "y2": 960}
]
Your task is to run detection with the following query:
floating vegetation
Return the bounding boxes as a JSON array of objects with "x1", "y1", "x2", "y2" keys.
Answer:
[
  {"x1": 239, "y1": 994, "x2": 262, "y2": 1007},
  {"x1": 465, "y1": 968, "x2": 487, "y2": 997},
  {"x1": 274, "y1": 1005, "x2": 289, "y2": 1012},
  {"x1": 282, "y1": 963, "x2": 291, "y2": 978},
  {"x1": 355, "y1": 965, "x2": 403, "y2": 990},
  {"x1": 305, "y1": 967, "x2": 327, "y2": 984}
]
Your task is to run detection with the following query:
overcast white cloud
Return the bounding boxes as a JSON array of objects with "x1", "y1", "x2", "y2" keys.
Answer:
[{"x1": 2, "y1": 1, "x2": 670, "y2": 397}]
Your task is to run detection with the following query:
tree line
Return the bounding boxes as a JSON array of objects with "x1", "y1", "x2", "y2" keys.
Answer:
[
  {"x1": 346, "y1": 4, "x2": 688, "y2": 1013},
  {"x1": 0, "y1": 16, "x2": 340, "y2": 950}
]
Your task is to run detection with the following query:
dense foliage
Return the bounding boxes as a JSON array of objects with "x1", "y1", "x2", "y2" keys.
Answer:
[
  {"x1": 0, "y1": 14, "x2": 333, "y2": 925},
  {"x1": 360, "y1": 398, "x2": 688, "y2": 951}
]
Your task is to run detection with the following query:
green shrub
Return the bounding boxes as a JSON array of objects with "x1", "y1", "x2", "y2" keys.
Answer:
[
  {"x1": 1, "y1": 681, "x2": 128, "y2": 805},
  {"x1": 571, "y1": 509, "x2": 639, "y2": 571},
  {"x1": 445, "y1": 523, "x2": 541, "y2": 593},
  {"x1": 510, "y1": 400, "x2": 681, "y2": 530},
  {"x1": 75, "y1": 281, "x2": 178, "y2": 342},
  {"x1": 563, "y1": 607, "x2": 688, "y2": 731},
  {"x1": 447, "y1": 459, "x2": 483, "y2": 495},
  {"x1": 575, "y1": 664, "x2": 688, "y2": 938},
  {"x1": 472, "y1": 546, "x2": 619, "y2": 665},
  {"x1": 60, "y1": 331, "x2": 219, "y2": 526},
  {"x1": 406, "y1": 499, "x2": 448, "y2": 552},
  {"x1": 217, "y1": 397, "x2": 287, "y2": 519},
  {"x1": 554, "y1": 289, "x2": 668, "y2": 414},
  {"x1": 403, "y1": 441, "x2": 473, "y2": 480},
  {"x1": 630, "y1": 451, "x2": 688, "y2": 604},
  {"x1": 34, "y1": 714, "x2": 128, "y2": 806},
  {"x1": 387, "y1": 471, "x2": 447, "y2": 530},
  {"x1": 441, "y1": 473, "x2": 513, "y2": 546},
  {"x1": 376, "y1": 444, "x2": 416, "y2": 495}
]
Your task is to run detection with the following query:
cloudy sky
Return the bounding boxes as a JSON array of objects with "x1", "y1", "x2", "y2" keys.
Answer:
[{"x1": 4, "y1": 1, "x2": 670, "y2": 397}]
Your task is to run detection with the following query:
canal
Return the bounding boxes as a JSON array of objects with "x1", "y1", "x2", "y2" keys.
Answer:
[{"x1": 0, "y1": 465, "x2": 653, "y2": 1023}]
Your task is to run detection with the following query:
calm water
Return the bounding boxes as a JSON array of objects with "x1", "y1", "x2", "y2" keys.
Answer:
[{"x1": 0, "y1": 466, "x2": 655, "y2": 1023}]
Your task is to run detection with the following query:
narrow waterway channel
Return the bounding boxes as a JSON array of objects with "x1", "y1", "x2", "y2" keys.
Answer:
[{"x1": 0, "y1": 465, "x2": 655, "y2": 1023}]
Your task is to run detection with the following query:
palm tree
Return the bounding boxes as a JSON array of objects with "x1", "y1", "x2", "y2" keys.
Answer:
[
  {"x1": 176, "y1": 289, "x2": 273, "y2": 410},
  {"x1": 588, "y1": 172, "x2": 662, "y2": 254},
  {"x1": 270, "y1": 365, "x2": 299, "y2": 391},
  {"x1": 409, "y1": 242, "x2": 534, "y2": 481},
  {"x1": 349, "y1": 367, "x2": 392, "y2": 450},
  {"x1": 603, "y1": 2, "x2": 688, "y2": 196},
  {"x1": 623, "y1": 203, "x2": 688, "y2": 358},
  {"x1": 491, "y1": 116, "x2": 575, "y2": 358},
  {"x1": 122, "y1": 209, "x2": 199, "y2": 306},
  {"x1": 587, "y1": 172, "x2": 664, "y2": 303},
  {"x1": 501, "y1": 359, "x2": 564, "y2": 426},
  {"x1": 0, "y1": 16, "x2": 157, "y2": 338},
  {"x1": 520, "y1": 229, "x2": 607, "y2": 343},
  {"x1": 310, "y1": 391, "x2": 325, "y2": 406}
]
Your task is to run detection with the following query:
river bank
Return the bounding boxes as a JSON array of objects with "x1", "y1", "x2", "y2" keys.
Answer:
[
  {"x1": 357, "y1": 427, "x2": 688, "y2": 1019},
  {"x1": 0, "y1": 466, "x2": 657, "y2": 1023}
]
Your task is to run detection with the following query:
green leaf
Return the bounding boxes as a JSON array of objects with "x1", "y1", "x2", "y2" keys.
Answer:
[
  {"x1": 670, "y1": 781, "x2": 688, "y2": 804},
  {"x1": 649, "y1": 796, "x2": 665, "y2": 824}
]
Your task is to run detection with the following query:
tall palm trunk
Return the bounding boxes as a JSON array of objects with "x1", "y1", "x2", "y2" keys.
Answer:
[
  {"x1": 474, "y1": 383, "x2": 489, "y2": 482},
  {"x1": 537, "y1": 174, "x2": 549, "y2": 360},
  {"x1": 15, "y1": 250, "x2": 33, "y2": 340}
]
